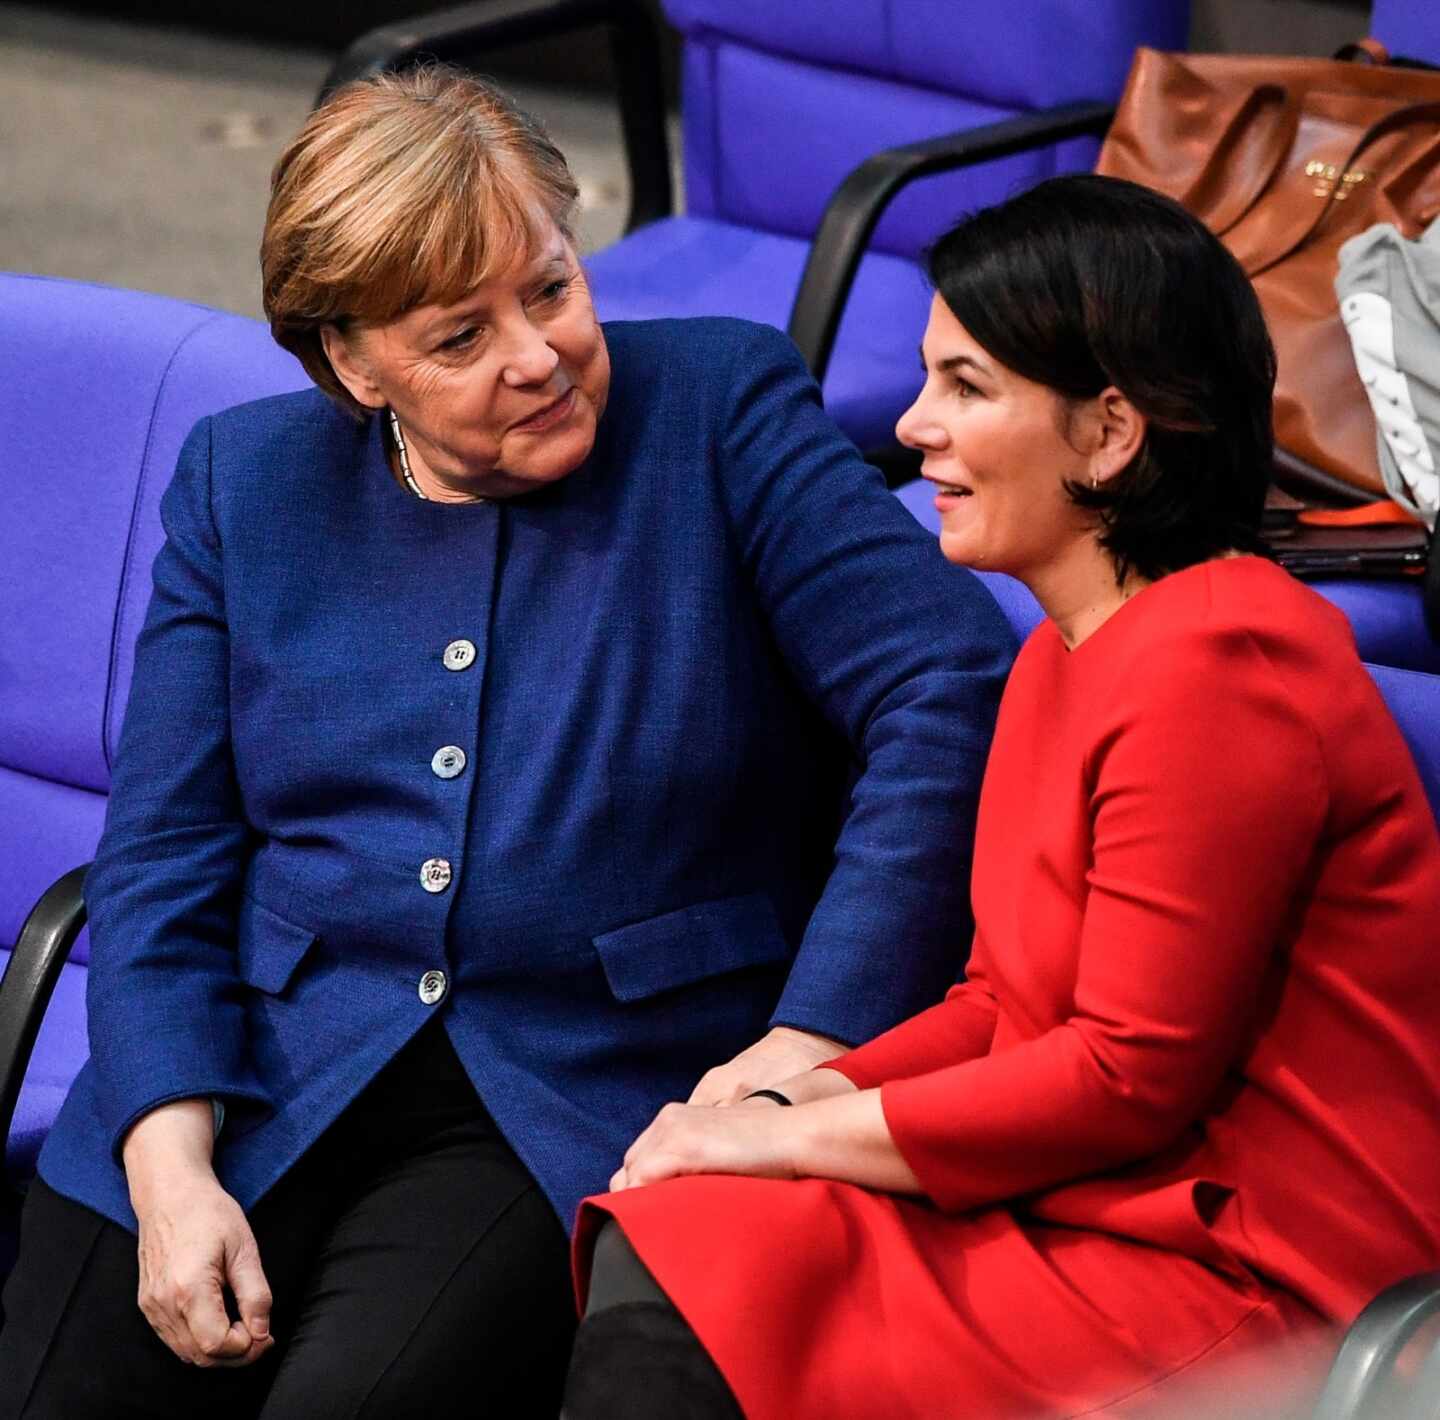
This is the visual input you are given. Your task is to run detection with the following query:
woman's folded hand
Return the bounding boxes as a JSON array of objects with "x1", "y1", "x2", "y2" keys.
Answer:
[
  {"x1": 686, "y1": 1026, "x2": 847, "y2": 1107},
  {"x1": 609, "y1": 1101, "x2": 803, "y2": 1192},
  {"x1": 122, "y1": 1098, "x2": 274, "y2": 1368},
  {"x1": 611, "y1": 1079, "x2": 920, "y2": 1197}
]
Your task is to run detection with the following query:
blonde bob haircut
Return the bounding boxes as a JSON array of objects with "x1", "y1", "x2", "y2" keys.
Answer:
[{"x1": 262, "y1": 64, "x2": 580, "y2": 418}]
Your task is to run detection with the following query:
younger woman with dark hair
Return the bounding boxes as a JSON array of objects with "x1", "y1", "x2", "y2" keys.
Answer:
[{"x1": 561, "y1": 175, "x2": 1440, "y2": 1420}]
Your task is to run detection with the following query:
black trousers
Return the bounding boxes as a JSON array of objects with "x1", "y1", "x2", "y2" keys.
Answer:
[
  {"x1": 0, "y1": 1021, "x2": 574, "y2": 1420},
  {"x1": 561, "y1": 1221, "x2": 744, "y2": 1420}
]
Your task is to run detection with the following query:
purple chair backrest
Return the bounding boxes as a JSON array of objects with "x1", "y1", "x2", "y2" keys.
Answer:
[
  {"x1": 1368, "y1": 663, "x2": 1440, "y2": 826},
  {"x1": 662, "y1": 0, "x2": 1190, "y2": 259},
  {"x1": 1371, "y1": 0, "x2": 1440, "y2": 63},
  {"x1": 0, "y1": 274, "x2": 309, "y2": 968}
]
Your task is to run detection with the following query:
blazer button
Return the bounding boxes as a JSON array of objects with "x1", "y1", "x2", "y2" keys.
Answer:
[
  {"x1": 419, "y1": 857, "x2": 453, "y2": 893},
  {"x1": 431, "y1": 745, "x2": 467, "y2": 780},
  {"x1": 418, "y1": 969, "x2": 448, "y2": 1006},
  {"x1": 442, "y1": 639, "x2": 477, "y2": 671}
]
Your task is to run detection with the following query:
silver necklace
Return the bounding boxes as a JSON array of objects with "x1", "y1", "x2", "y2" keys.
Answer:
[
  {"x1": 388, "y1": 409, "x2": 428, "y2": 499},
  {"x1": 388, "y1": 410, "x2": 487, "y2": 503}
]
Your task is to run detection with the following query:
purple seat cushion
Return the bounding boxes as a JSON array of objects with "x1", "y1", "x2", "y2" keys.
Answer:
[
  {"x1": 1368, "y1": 663, "x2": 1440, "y2": 824},
  {"x1": 586, "y1": 217, "x2": 935, "y2": 450},
  {"x1": 0, "y1": 771, "x2": 104, "y2": 967},
  {"x1": 1308, "y1": 580, "x2": 1440, "y2": 675}
]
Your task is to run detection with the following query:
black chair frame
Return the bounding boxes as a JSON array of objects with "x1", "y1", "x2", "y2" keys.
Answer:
[
  {"x1": 318, "y1": 0, "x2": 673, "y2": 237},
  {"x1": 0, "y1": 866, "x2": 88, "y2": 1168}
]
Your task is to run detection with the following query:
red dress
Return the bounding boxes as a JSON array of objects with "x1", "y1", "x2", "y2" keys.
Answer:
[{"x1": 577, "y1": 558, "x2": 1440, "y2": 1420}]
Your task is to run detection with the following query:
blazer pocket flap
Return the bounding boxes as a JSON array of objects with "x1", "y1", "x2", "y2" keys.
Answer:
[
  {"x1": 592, "y1": 892, "x2": 790, "y2": 1003},
  {"x1": 237, "y1": 894, "x2": 318, "y2": 995}
]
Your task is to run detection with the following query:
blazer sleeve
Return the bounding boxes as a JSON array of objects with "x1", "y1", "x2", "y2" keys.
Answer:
[
  {"x1": 822, "y1": 947, "x2": 1000, "y2": 1089},
  {"x1": 877, "y1": 632, "x2": 1330, "y2": 1213},
  {"x1": 85, "y1": 417, "x2": 270, "y2": 1162},
  {"x1": 714, "y1": 324, "x2": 1015, "y2": 1046}
]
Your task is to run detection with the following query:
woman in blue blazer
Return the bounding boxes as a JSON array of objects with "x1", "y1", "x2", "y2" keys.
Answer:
[{"x1": 0, "y1": 67, "x2": 1012, "y2": 1418}]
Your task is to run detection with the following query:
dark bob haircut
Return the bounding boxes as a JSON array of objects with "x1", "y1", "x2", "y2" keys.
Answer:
[{"x1": 928, "y1": 174, "x2": 1276, "y2": 584}]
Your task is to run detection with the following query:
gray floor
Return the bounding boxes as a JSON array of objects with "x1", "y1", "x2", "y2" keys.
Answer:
[{"x1": 0, "y1": 5, "x2": 647, "y2": 319}]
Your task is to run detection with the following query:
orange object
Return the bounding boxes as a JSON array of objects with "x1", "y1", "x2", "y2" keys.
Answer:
[{"x1": 1297, "y1": 500, "x2": 1426, "y2": 528}]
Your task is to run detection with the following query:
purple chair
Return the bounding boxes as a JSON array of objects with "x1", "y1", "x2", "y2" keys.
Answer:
[
  {"x1": 322, "y1": 0, "x2": 1190, "y2": 455},
  {"x1": 1372, "y1": 0, "x2": 1440, "y2": 63},
  {"x1": 0, "y1": 274, "x2": 308, "y2": 1276}
]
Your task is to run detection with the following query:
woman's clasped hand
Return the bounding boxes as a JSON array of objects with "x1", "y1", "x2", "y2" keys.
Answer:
[
  {"x1": 612, "y1": 1065, "x2": 862, "y2": 1192},
  {"x1": 610, "y1": 1099, "x2": 800, "y2": 1194},
  {"x1": 682, "y1": 1024, "x2": 847, "y2": 1108}
]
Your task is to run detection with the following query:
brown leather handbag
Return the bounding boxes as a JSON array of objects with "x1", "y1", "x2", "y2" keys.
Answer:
[{"x1": 1096, "y1": 45, "x2": 1440, "y2": 504}]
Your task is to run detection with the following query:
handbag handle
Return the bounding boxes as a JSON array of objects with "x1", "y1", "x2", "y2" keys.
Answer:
[
  {"x1": 1333, "y1": 38, "x2": 1391, "y2": 66},
  {"x1": 1182, "y1": 84, "x2": 1299, "y2": 238},
  {"x1": 1378, "y1": 129, "x2": 1440, "y2": 232},
  {"x1": 1247, "y1": 101, "x2": 1440, "y2": 277}
]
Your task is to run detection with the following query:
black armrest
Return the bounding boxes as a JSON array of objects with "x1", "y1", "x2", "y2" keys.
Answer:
[
  {"x1": 788, "y1": 101, "x2": 1115, "y2": 382},
  {"x1": 317, "y1": 0, "x2": 673, "y2": 235},
  {"x1": 1311, "y1": 1271, "x2": 1440, "y2": 1420},
  {"x1": 0, "y1": 865, "x2": 88, "y2": 1158}
]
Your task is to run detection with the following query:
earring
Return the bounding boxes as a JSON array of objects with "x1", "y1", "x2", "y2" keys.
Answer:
[{"x1": 1090, "y1": 472, "x2": 1100, "y2": 490}]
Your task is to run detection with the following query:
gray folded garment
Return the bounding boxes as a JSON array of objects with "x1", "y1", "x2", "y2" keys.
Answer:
[{"x1": 1335, "y1": 216, "x2": 1440, "y2": 531}]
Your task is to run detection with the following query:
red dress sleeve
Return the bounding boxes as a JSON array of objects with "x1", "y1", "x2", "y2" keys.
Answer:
[
  {"x1": 881, "y1": 630, "x2": 1329, "y2": 1214},
  {"x1": 823, "y1": 946, "x2": 999, "y2": 1090}
]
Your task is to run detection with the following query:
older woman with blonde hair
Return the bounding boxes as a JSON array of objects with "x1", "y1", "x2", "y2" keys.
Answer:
[{"x1": 0, "y1": 66, "x2": 1012, "y2": 1419}]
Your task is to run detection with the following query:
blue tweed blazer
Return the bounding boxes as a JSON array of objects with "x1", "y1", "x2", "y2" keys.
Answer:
[{"x1": 40, "y1": 319, "x2": 1015, "y2": 1230}]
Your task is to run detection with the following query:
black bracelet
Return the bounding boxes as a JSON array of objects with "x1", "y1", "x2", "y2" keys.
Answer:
[{"x1": 744, "y1": 1088, "x2": 793, "y2": 1107}]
